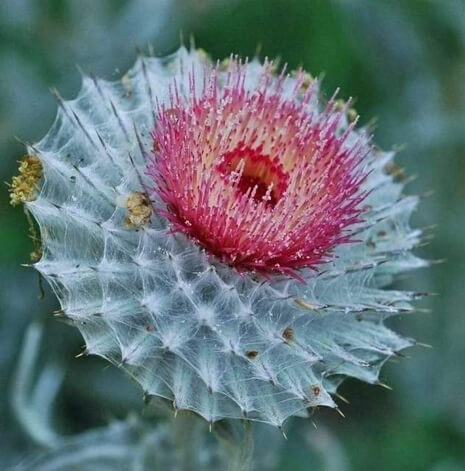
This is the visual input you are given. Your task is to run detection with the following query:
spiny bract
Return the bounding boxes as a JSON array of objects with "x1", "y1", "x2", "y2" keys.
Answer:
[{"x1": 22, "y1": 47, "x2": 426, "y2": 428}]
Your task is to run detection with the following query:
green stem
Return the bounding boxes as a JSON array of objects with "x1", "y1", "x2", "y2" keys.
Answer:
[
  {"x1": 172, "y1": 411, "x2": 202, "y2": 471},
  {"x1": 10, "y1": 320, "x2": 65, "y2": 448},
  {"x1": 214, "y1": 419, "x2": 254, "y2": 471},
  {"x1": 232, "y1": 420, "x2": 254, "y2": 471}
]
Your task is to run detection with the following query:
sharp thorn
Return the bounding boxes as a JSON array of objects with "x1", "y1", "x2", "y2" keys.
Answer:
[
  {"x1": 143, "y1": 392, "x2": 150, "y2": 405},
  {"x1": 49, "y1": 86, "x2": 64, "y2": 104},
  {"x1": 403, "y1": 174, "x2": 418, "y2": 184},
  {"x1": 393, "y1": 351, "x2": 410, "y2": 359},
  {"x1": 414, "y1": 307, "x2": 433, "y2": 313},
  {"x1": 377, "y1": 382, "x2": 393, "y2": 391},
  {"x1": 415, "y1": 342, "x2": 433, "y2": 349},
  {"x1": 335, "y1": 392, "x2": 350, "y2": 405},
  {"x1": 75, "y1": 63, "x2": 86, "y2": 77},
  {"x1": 411, "y1": 291, "x2": 439, "y2": 299},
  {"x1": 419, "y1": 190, "x2": 435, "y2": 199},
  {"x1": 13, "y1": 135, "x2": 31, "y2": 147},
  {"x1": 278, "y1": 425, "x2": 288, "y2": 439},
  {"x1": 429, "y1": 258, "x2": 447, "y2": 265}
]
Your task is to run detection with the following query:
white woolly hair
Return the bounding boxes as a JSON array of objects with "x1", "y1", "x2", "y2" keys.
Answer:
[{"x1": 25, "y1": 47, "x2": 427, "y2": 428}]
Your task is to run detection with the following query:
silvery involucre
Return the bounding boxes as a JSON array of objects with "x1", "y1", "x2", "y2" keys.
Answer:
[{"x1": 15, "y1": 47, "x2": 427, "y2": 429}]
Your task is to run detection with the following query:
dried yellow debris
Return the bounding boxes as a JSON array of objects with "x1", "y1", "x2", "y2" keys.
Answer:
[
  {"x1": 9, "y1": 155, "x2": 42, "y2": 206},
  {"x1": 125, "y1": 192, "x2": 152, "y2": 228}
]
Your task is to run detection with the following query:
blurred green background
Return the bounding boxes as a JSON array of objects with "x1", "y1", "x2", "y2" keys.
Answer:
[{"x1": 1, "y1": 0, "x2": 464, "y2": 469}]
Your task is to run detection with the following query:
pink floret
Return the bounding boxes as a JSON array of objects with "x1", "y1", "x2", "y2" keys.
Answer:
[{"x1": 148, "y1": 60, "x2": 370, "y2": 279}]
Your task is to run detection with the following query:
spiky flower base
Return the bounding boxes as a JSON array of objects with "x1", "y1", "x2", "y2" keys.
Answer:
[{"x1": 22, "y1": 48, "x2": 426, "y2": 428}]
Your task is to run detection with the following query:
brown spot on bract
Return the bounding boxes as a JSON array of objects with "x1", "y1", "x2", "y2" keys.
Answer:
[
  {"x1": 282, "y1": 327, "x2": 294, "y2": 341},
  {"x1": 146, "y1": 325, "x2": 154, "y2": 332},
  {"x1": 246, "y1": 350, "x2": 258, "y2": 359},
  {"x1": 377, "y1": 230, "x2": 387, "y2": 237},
  {"x1": 312, "y1": 385, "x2": 321, "y2": 396}
]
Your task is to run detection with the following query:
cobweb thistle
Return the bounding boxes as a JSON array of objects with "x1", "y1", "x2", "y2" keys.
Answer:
[{"x1": 12, "y1": 48, "x2": 427, "y2": 429}]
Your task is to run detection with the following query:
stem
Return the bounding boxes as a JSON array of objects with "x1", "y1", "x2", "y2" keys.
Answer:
[
  {"x1": 214, "y1": 419, "x2": 254, "y2": 471},
  {"x1": 172, "y1": 411, "x2": 202, "y2": 471},
  {"x1": 10, "y1": 320, "x2": 65, "y2": 448},
  {"x1": 232, "y1": 420, "x2": 254, "y2": 471}
]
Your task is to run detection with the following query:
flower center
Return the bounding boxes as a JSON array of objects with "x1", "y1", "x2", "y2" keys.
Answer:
[
  {"x1": 149, "y1": 63, "x2": 367, "y2": 279},
  {"x1": 217, "y1": 147, "x2": 288, "y2": 207}
]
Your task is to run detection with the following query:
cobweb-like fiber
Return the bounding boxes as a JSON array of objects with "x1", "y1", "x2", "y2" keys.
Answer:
[{"x1": 26, "y1": 48, "x2": 426, "y2": 428}]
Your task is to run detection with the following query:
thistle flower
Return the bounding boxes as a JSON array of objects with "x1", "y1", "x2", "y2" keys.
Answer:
[
  {"x1": 150, "y1": 65, "x2": 366, "y2": 279},
  {"x1": 15, "y1": 48, "x2": 426, "y2": 428}
]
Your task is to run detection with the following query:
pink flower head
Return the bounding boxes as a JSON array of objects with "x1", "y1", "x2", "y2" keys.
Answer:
[{"x1": 150, "y1": 60, "x2": 369, "y2": 279}]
